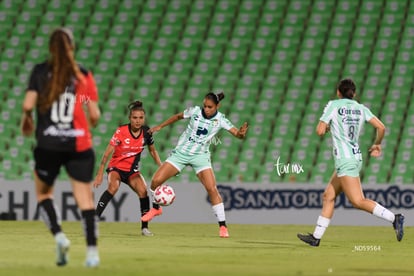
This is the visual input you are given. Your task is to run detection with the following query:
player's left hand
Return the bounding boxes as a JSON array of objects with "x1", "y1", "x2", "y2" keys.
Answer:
[
  {"x1": 148, "y1": 125, "x2": 161, "y2": 134},
  {"x1": 239, "y1": 122, "x2": 248, "y2": 138},
  {"x1": 369, "y1": 144, "x2": 381, "y2": 157}
]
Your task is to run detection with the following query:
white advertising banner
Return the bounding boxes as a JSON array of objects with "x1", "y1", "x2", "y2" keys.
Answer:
[{"x1": 1, "y1": 180, "x2": 413, "y2": 226}]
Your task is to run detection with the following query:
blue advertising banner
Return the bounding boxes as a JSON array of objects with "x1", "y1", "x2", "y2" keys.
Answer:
[
  {"x1": 217, "y1": 185, "x2": 414, "y2": 210},
  {"x1": 1, "y1": 181, "x2": 413, "y2": 226}
]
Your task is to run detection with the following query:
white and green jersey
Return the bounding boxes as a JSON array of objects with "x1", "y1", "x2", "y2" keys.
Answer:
[
  {"x1": 174, "y1": 106, "x2": 235, "y2": 155},
  {"x1": 320, "y1": 99, "x2": 375, "y2": 161}
]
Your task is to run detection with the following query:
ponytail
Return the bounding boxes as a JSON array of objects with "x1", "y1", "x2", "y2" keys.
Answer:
[
  {"x1": 337, "y1": 78, "x2": 356, "y2": 99},
  {"x1": 205, "y1": 92, "x2": 225, "y2": 105},
  {"x1": 39, "y1": 27, "x2": 83, "y2": 113}
]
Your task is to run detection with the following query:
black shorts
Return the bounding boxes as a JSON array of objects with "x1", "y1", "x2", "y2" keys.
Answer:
[
  {"x1": 34, "y1": 147, "x2": 95, "y2": 185},
  {"x1": 106, "y1": 167, "x2": 140, "y2": 184}
]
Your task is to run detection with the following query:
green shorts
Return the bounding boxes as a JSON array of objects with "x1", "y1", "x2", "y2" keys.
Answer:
[
  {"x1": 166, "y1": 150, "x2": 212, "y2": 174},
  {"x1": 335, "y1": 158, "x2": 363, "y2": 177}
]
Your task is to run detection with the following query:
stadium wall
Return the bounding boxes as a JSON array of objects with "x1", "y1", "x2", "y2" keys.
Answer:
[{"x1": 1, "y1": 180, "x2": 414, "y2": 226}]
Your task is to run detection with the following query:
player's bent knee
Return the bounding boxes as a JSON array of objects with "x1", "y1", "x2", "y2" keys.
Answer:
[
  {"x1": 107, "y1": 184, "x2": 119, "y2": 195},
  {"x1": 151, "y1": 176, "x2": 162, "y2": 186},
  {"x1": 322, "y1": 191, "x2": 335, "y2": 202}
]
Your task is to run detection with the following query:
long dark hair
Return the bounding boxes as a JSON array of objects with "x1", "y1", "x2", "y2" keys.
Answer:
[
  {"x1": 39, "y1": 27, "x2": 84, "y2": 113},
  {"x1": 205, "y1": 92, "x2": 225, "y2": 104},
  {"x1": 337, "y1": 78, "x2": 356, "y2": 99}
]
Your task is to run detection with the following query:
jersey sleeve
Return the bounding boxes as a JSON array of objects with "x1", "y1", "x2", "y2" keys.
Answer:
[
  {"x1": 319, "y1": 101, "x2": 334, "y2": 124},
  {"x1": 109, "y1": 127, "x2": 122, "y2": 146},
  {"x1": 26, "y1": 64, "x2": 43, "y2": 93},
  {"x1": 183, "y1": 106, "x2": 198, "y2": 119},
  {"x1": 361, "y1": 104, "x2": 375, "y2": 122},
  {"x1": 143, "y1": 126, "x2": 155, "y2": 146},
  {"x1": 220, "y1": 114, "x2": 235, "y2": 130}
]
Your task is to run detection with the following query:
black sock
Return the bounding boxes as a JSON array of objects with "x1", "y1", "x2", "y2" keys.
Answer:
[
  {"x1": 140, "y1": 196, "x2": 150, "y2": 229},
  {"x1": 219, "y1": 221, "x2": 227, "y2": 227},
  {"x1": 38, "y1": 198, "x2": 62, "y2": 235},
  {"x1": 81, "y1": 209, "x2": 98, "y2": 246},
  {"x1": 153, "y1": 203, "x2": 160, "y2": 210},
  {"x1": 96, "y1": 190, "x2": 113, "y2": 217}
]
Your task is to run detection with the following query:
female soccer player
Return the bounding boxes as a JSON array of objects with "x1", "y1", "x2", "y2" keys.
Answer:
[
  {"x1": 20, "y1": 28, "x2": 101, "y2": 266},
  {"x1": 297, "y1": 78, "x2": 404, "y2": 246},
  {"x1": 93, "y1": 100, "x2": 162, "y2": 236},
  {"x1": 141, "y1": 92, "x2": 248, "y2": 238}
]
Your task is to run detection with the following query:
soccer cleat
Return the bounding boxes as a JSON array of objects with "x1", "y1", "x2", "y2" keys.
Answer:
[
  {"x1": 141, "y1": 207, "x2": 163, "y2": 222},
  {"x1": 85, "y1": 249, "x2": 100, "y2": 268},
  {"x1": 55, "y1": 233, "x2": 70, "y2": 266},
  {"x1": 297, "y1": 233, "x2": 320, "y2": 247},
  {"x1": 393, "y1": 214, "x2": 404, "y2": 242},
  {"x1": 219, "y1": 226, "x2": 229, "y2": 238},
  {"x1": 141, "y1": 227, "x2": 154, "y2": 237}
]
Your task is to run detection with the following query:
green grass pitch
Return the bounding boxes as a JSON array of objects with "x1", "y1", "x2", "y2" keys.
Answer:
[{"x1": 0, "y1": 221, "x2": 413, "y2": 275}]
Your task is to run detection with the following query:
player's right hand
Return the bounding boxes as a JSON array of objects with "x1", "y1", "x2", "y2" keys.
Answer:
[
  {"x1": 21, "y1": 114, "x2": 34, "y2": 136},
  {"x1": 93, "y1": 175, "x2": 103, "y2": 188}
]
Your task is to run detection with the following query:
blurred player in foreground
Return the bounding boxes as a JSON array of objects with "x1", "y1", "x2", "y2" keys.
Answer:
[
  {"x1": 21, "y1": 28, "x2": 101, "y2": 266},
  {"x1": 142, "y1": 92, "x2": 248, "y2": 238},
  {"x1": 297, "y1": 78, "x2": 404, "y2": 246},
  {"x1": 94, "y1": 101, "x2": 162, "y2": 236}
]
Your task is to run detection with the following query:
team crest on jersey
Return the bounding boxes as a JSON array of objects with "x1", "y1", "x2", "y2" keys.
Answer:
[
  {"x1": 211, "y1": 119, "x2": 219, "y2": 127},
  {"x1": 124, "y1": 138, "x2": 130, "y2": 144}
]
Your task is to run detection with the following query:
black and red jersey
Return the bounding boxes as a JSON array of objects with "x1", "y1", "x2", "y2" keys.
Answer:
[
  {"x1": 108, "y1": 124, "x2": 154, "y2": 172},
  {"x1": 27, "y1": 62, "x2": 98, "y2": 152}
]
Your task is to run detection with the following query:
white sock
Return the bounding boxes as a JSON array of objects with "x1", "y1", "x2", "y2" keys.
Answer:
[
  {"x1": 87, "y1": 246, "x2": 98, "y2": 252},
  {"x1": 313, "y1": 216, "x2": 330, "y2": 239},
  {"x1": 54, "y1": 232, "x2": 66, "y2": 242},
  {"x1": 212, "y1": 203, "x2": 226, "y2": 222},
  {"x1": 372, "y1": 203, "x2": 395, "y2": 223},
  {"x1": 86, "y1": 246, "x2": 99, "y2": 258},
  {"x1": 149, "y1": 189, "x2": 155, "y2": 203}
]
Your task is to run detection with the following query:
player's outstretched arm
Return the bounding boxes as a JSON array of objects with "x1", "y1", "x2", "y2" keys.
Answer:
[
  {"x1": 229, "y1": 122, "x2": 248, "y2": 139},
  {"x1": 148, "y1": 112, "x2": 184, "y2": 134}
]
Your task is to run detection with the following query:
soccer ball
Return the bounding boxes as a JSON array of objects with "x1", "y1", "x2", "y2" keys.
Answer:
[{"x1": 153, "y1": 185, "x2": 176, "y2": 206}]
